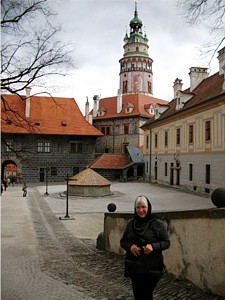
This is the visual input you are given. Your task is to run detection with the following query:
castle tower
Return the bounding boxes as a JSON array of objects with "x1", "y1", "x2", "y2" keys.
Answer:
[{"x1": 119, "y1": 1, "x2": 153, "y2": 95}]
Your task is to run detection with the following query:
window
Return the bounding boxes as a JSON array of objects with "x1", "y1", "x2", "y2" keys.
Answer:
[
  {"x1": 123, "y1": 81, "x2": 128, "y2": 93},
  {"x1": 37, "y1": 142, "x2": 50, "y2": 153},
  {"x1": 189, "y1": 164, "x2": 193, "y2": 181},
  {"x1": 206, "y1": 164, "x2": 210, "y2": 184},
  {"x1": 71, "y1": 142, "x2": 83, "y2": 154},
  {"x1": 205, "y1": 120, "x2": 211, "y2": 141},
  {"x1": 148, "y1": 81, "x2": 152, "y2": 94},
  {"x1": 189, "y1": 125, "x2": 194, "y2": 143},
  {"x1": 6, "y1": 140, "x2": 13, "y2": 152},
  {"x1": 101, "y1": 126, "x2": 111, "y2": 135},
  {"x1": 124, "y1": 124, "x2": 129, "y2": 135},
  {"x1": 73, "y1": 167, "x2": 79, "y2": 175},
  {"x1": 176, "y1": 128, "x2": 180, "y2": 145},
  {"x1": 146, "y1": 135, "x2": 149, "y2": 149},
  {"x1": 165, "y1": 162, "x2": 168, "y2": 176},
  {"x1": 155, "y1": 133, "x2": 158, "y2": 148},
  {"x1": 164, "y1": 131, "x2": 168, "y2": 147},
  {"x1": 51, "y1": 167, "x2": 57, "y2": 176}
]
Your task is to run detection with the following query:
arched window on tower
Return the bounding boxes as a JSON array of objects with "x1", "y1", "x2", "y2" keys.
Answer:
[
  {"x1": 148, "y1": 81, "x2": 152, "y2": 93},
  {"x1": 123, "y1": 81, "x2": 128, "y2": 93}
]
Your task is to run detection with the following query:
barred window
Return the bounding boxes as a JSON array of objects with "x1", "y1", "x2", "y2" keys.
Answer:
[
  {"x1": 176, "y1": 128, "x2": 180, "y2": 145},
  {"x1": 6, "y1": 140, "x2": 13, "y2": 152},
  {"x1": 164, "y1": 131, "x2": 168, "y2": 147},
  {"x1": 51, "y1": 167, "x2": 57, "y2": 176},
  {"x1": 205, "y1": 121, "x2": 211, "y2": 141},
  {"x1": 154, "y1": 133, "x2": 158, "y2": 148},
  {"x1": 71, "y1": 142, "x2": 83, "y2": 154},
  {"x1": 38, "y1": 142, "x2": 51, "y2": 153},
  {"x1": 189, "y1": 125, "x2": 194, "y2": 143}
]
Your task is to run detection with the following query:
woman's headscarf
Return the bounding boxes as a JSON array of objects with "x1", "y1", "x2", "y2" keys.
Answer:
[{"x1": 133, "y1": 195, "x2": 155, "y2": 235}]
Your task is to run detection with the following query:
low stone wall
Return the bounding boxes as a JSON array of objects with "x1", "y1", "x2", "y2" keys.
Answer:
[{"x1": 99, "y1": 208, "x2": 225, "y2": 297}]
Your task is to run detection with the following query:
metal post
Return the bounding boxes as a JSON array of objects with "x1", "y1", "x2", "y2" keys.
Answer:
[
  {"x1": 59, "y1": 174, "x2": 75, "y2": 220},
  {"x1": 65, "y1": 174, "x2": 70, "y2": 218},
  {"x1": 44, "y1": 167, "x2": 49, "y2": 195}
]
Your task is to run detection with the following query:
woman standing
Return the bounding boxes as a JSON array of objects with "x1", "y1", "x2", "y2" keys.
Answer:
[{"x1": 120, "y1": 195, "x2": 170, "y2": 300}]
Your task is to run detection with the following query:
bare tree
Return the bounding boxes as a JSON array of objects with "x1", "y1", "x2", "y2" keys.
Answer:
[
  {"x1": 1, "y1": 0, "x2": 74, "y2": 116},
  {"x1": 1, "y1": 0, "x2": 75, "y2": 156},
  {"x1": 178, "y1": 0, "x2": 225, "y2": 64}
]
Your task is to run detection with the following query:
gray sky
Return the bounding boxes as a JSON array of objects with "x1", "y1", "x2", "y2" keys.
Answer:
[{"x1": 47, "y1": 0, "x2": 219, "y2": 113}]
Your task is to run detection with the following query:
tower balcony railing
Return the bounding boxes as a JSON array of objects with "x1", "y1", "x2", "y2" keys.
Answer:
[{"x1": 120, "y1": 67, "x2": 152, "y2": 73}]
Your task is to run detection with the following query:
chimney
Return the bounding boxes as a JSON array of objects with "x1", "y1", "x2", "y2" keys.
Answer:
[
  {"x1": 189, "y1": 67, "x2": 208, "y2": 91},
  {"x1": 25, "y1": 87, "x2": 31, "y2": 118},
  {"x1": 93, "y1": 95, "x2": 100, "y2": 118},
  {"x1": 173, "y1": 78, "x2": 183, "y2": 99},
  {"x1": 218, "y1": 46, "x2": 225, "y2": 75},
  {"x1": 117, "y1": 89, "x2": 122, "y2": 113},
  {"x1": 85, "y1": 96, "x2": 89, "y2": 118}
]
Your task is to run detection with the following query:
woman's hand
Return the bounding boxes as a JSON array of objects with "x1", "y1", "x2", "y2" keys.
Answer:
[
  {"x1": 130, "y1": 244, "x2": 141, "y2": 256},
  {"x1": 143, "y1": 244, "x2": 153, "y2": 254}
]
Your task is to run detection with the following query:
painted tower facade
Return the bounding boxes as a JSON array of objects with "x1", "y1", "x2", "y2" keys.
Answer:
[{"x1": 119, "y1": 2, "x2": 153, "y2": 95}]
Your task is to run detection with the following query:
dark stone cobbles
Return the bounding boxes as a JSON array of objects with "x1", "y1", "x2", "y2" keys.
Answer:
[{"x1": 27, "y1": 187, "x2": 224, "y2": 300}]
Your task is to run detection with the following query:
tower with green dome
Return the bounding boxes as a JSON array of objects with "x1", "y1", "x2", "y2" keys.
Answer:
[{"x1": 119, "y1": 1, "x2": 153, "y2": 95}]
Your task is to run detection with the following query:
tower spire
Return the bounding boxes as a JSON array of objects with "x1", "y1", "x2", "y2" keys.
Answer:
[
  {"x1": 119, "y1": 1, "x2": 153, "y2": 95},
  {"x1": 134, "y1": 0, "x2": 138, "y2": 16}
]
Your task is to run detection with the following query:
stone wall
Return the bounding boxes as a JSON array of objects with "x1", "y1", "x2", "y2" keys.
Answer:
[
  {"x1": 99, "y1": 208, "x2": 225, "y2": 297},
  {"x1": 1, "y1": 133, "x2": 97, "y2": 183}
]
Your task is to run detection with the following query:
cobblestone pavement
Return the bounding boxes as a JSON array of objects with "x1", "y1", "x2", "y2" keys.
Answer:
[{"x1": 2, "y1": 186, "x2": 225, "y2": 300}]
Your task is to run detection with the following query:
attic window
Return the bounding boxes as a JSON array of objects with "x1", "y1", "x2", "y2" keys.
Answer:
[
  {"x1": 6, "y1": 120, "x2": 12, "y2": 125},
  {"x1": 34, "y1": 121, "x2": 40, "y2": 126},
  {"x1": 125, "y1": 103, "x2": 134, "y2": 114},
  {"x1": 61, "y1": 121, "x2": 67, "y2": 127}
]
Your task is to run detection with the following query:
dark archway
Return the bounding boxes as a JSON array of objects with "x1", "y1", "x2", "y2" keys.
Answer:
[
  {"x1": 1, "y1": 160, "x2": 17, "y2": 182},
  {"x1": 127, "y1": 167, "x2": 134, "y2": 181},
  {"x1": 137, "y1": 165, "x2": 144, "y2": 178}
]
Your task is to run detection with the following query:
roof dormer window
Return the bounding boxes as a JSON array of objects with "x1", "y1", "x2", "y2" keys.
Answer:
[{"x1": 125, "y1": 103, "x2": 134, "y2": 113}]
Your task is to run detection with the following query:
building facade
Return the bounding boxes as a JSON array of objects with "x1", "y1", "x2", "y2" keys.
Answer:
[
  {"x1": 1, "y1": 92, "x2": 102, "y2": 183},
  {"x1": 86, "y1": 3, "x2": 167, "y2": 156},
  {"x1": 142, "y1": 47, "x2": 225, "y2": 195}
]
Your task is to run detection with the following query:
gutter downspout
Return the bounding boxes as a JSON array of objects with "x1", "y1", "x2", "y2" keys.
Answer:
[{"x1": 149, "y1": 128, "x2": 152, "y2": 182}]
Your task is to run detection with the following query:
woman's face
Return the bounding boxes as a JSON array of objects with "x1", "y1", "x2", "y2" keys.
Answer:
[{"x1": 135, "y1": 201, "x2": 148, "y2": 218}]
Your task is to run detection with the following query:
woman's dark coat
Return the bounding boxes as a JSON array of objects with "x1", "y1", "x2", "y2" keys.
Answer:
[{"x1": 120, "y1": 216, "x2": 170, "y2": 277}]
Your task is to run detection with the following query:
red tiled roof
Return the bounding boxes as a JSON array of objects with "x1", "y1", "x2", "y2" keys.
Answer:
[
  {"x1": 1, "y1": 94, "x2": 103, "y2": 136},
  {"x1": 89, "y1": 154, "x2": 130, "y2": 169},
  {"x1": 142, "y1": 72, "x2": 225, "y2": 127},
  {"x1": 93, "y1": 94, "x2": 168, "y2": 119}
]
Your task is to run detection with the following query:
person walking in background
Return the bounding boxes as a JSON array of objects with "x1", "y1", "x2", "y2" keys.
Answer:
[
  {"x1": 22, "y1": 183, "x2": 27, "y2": 197},
  {"x1": 3, "y1": 180, "x2": 7, "y2": 191},
  {"x1": 120, "y1": 195, "x2": 170, "y2": 300}
]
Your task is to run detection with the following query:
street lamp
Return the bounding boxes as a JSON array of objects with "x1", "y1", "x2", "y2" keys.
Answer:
[{"x1": 44, "y1": 167, "x2": 50, "y2": 195}]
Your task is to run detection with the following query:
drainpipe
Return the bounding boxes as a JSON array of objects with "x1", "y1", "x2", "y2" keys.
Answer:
[{"x1": 149, "y1": 128, "x2": 152, "y2": 182}]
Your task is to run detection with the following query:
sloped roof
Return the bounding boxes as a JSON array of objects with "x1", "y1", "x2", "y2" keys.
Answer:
[
  {"x1": 142, "y1": 72, "x2": 225, "y2": 128},
  {"x1": 89, "y1": 154, "x2": 130, "y2": 169},
  {"x1": 92, "y1": 94, "x2": 168, "y2": 120},
  {"x1": 69, "y1": 168, "x2": 111, "y2": 186},
  {"x1": 1, "y1": 94, "x2": 103, "y2": 136},
  {"x1": 126, "y1": 146, "x2": 144, "y2": 163}
]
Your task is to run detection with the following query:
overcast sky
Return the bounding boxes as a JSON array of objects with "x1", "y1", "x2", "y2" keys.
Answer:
[{"x1": 48, "y1": 0, "x2": 219, "y2": 113}]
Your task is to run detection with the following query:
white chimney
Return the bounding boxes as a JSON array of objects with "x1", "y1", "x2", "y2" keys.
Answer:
[
  {"x1": 189, "y1": 67, "x2": 208, "y2": 91},
  {"x1": 218, "y1": 46, "x2": 225, "y2": 75},
  {"x1": 25, "y1": 87, "x2": 31, "y2": 118},
  {"x1": 173, "y1": 78, "x2": 183, "y2": 99},
  {"x1": 93, "y1": 95, "x2": 100, "y2": 118},
  {"x1": 117, "y1": 89, "x2": 122, "y2": 113},
  {"x1": 85, "y1": 96, "x2": 89, "y2": 118}
]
